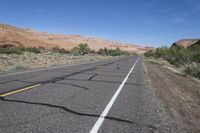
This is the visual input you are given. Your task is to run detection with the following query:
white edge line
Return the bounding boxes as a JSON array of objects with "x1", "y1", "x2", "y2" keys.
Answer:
[
  {"x1": 89, "y1": 57, "x2": 139, "y2": 133},
  {"x1": 0, "y1": 58, "x2": 119, "y2": 77}
]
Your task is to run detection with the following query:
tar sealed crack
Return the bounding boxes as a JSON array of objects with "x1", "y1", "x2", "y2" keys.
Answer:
[
  {"x1": 0, "y1": 97, "x2": 157, "y2": 130},
  {"x1": 88, "y1": 74, "x2": 98, "y2": 81}
]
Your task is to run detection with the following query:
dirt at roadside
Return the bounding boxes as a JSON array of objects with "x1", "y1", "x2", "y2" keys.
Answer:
[{"x1": 143, "y1": 59, "x2": 200, "y2": 133}]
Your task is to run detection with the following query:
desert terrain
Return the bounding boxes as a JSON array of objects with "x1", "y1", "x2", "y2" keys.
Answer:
[{"x1": 0, "y1": 24, "x2": 149, "y2": 53}]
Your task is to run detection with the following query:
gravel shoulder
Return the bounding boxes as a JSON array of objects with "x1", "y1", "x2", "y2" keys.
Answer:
[{"x1": 143, "y1": 58, "x2": 200, "y2": 133}]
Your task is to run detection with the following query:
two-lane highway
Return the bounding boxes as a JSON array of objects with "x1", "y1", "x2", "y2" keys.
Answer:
[{"x1": 0, "y1": 56, "x2": 158, "y2": 133}]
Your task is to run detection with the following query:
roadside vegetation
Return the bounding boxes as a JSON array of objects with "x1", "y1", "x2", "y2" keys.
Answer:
[
  {"x1": 55, "y1": 43, "x2": 132, "y2": 56},
  {"x1": 0, "y1": 47, "x2": 41, "y2": 54},
  {"x1": 0, "y1": 43, "x2": 131, "y2": 56},
  {"x1": 144, "y1": 46, "x2": 200, "y2": 79},
  {"x1": 97, "y1": 47, "x2": 131, "y2": 56},
  {"x1": 0, "y1": 43, "x2": 132, "y2": 73}
]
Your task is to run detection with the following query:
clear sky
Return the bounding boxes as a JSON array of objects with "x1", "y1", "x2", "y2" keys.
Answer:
[{"x1": 0, "y1": 0, "x2": 200, "y2": 47}]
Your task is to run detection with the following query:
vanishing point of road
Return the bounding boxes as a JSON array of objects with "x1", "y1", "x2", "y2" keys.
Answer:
[{"x1": 0, "y1": 56, "x2": 159, "y2": 133}]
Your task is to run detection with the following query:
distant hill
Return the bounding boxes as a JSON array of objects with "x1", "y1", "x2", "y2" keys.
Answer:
[
  {"x1": 172, "y1": 39, "x2": 200, "y2": 48},
  {"x1": 0, "y1": 23, "x2": 149, "y2": 53}
]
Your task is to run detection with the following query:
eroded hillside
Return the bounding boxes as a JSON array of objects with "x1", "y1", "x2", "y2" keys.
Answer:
[{"x1": 0, "y1": 24, "x2": 148, "y2": 53}]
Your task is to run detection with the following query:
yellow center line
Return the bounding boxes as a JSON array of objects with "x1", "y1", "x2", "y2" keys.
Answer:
[{"x1": 0, "y1": 84, "x2": 42, "y2": 97}]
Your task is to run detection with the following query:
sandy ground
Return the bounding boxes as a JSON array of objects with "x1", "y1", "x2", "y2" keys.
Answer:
[
  {"x1": 0, "y1": 52, "x2": 116, "y2": 74},
  {"x1": 143, "y1": 59, "x2": 200, "y2": 133}
]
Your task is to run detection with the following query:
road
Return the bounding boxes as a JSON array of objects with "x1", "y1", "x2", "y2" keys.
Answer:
[{"x1": 0, "y1": 56, "x2": 158, "y2": 133}]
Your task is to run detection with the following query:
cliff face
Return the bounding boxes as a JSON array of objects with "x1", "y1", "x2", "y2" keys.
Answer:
[
  {"x1": 0, "y1": 24, "x2": 148, "y2": 53},
  {"x1": 172, "y1": 39, "x2": 200, "y2": 48}
]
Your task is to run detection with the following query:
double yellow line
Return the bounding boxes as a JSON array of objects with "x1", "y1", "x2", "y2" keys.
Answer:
[{"x1": 0, "y1": 84, "x2": 41, "y2": 97}]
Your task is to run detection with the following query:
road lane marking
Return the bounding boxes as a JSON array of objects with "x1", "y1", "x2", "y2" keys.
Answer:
[
  {"x1": 90, "y1": 57, "x2": 139, "y2": 133},
  {"x1": 0, "y1": 84, "x2": 41, "y2": 97}
]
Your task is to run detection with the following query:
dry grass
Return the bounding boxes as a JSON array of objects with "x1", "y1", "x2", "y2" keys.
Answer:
[
  {"x1": 144, "y1": 59, "x2": 200, "y2": 132},
  {"x1": 0, "y1": 51, "x2": 116, "y2": 73},
  {"x1": 145, "y1": 57, "x2": 200, "y2": 83}
]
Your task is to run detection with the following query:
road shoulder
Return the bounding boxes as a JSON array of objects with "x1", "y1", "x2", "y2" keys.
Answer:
[{"x1": 143, "y1": 58, "x2": 200, "y2": 133}]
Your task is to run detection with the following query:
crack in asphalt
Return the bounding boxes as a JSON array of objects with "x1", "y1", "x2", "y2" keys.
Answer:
[
  {"x1": 83, "y1": 72, "x2": 126, "y2": 78},
  {"x1": 65, "y1": 78, "x2": 145, "y2": 86},
  {"x1": 0, "y1": 97, "x2": 157, "y2": 130},
  {"x1": 12, "y1": 80, "x2": 91, "y2": 91},
  {"x1": 0, "y1": 57, "x2": 160, "y2": 132},
  {"x1": 16, "y1": 78, "x2": 145, "y2": 89},
  {"x1": 95, "y1": 69, "x2": 129, "y2": 74},
  {"x1": 55, "y1": 82, "x2": 90, "y2": 90},
  {"x1": 117, "y1": 66, "x2": 120, "y2": 70},
  {"x1": 0, "y1": 61, "x2": 115, "y2": 95},
  {"x1": 0, "y1": 57, "x2": 134, "y2": 95},
  {"x1": 88, "y1": 74, "x2": 98, "y2": 81},
  {"x1": 0, "y1": 59, "x2": 117, "y2": 85}
]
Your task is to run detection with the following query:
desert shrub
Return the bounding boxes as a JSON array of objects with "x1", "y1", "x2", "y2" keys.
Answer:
[
  {"x1": 22, "y1": 48, "x2": 41, "y2": 53},
  {"x1": 98, "y1": 48, "x2": 109, "y2": 56},
  {"x1": 144, "y1": 50, "x2": 155, "y2": 57},
  {"x1": 191, "y1": 52, "x2": 200, "y2": 63},
  {"x1": 164, "y1": 47, "x2": 191, "y2": 66},
  {"x1": 70, "y1": 47, "x2": 80, "y2": 56},
  {"x1": 70, "y1": 43, "x2": 91, "y2": 56},
  {"x1": 144, "y1": 47, "x2": 169, "y2": 58},
  {"x1": 144, "y1": 46, "x2": 197, "y2": 66},
  {"x1": 0, "y1": 47, "x2": 41, "y2": 54},
  {"x1": 98, "y1": 47, "x2": 130, "y2": 56},
  {"x1": 90, "y1": 50, "x2": 96, "y2": 54},
  {"x1": 109, "y1": 47, "x2": 122, "y2": 56},
  {"x1": 184, "y1": 64, "x2": 200, "y2": 79},
  {"x1": 144, "y1": 45, "x2": 200, "y2": 78},
  {"x1": 0, "y1": 48, "x2": 23, "y2": 54},
  {"x1": 122, "y1": 51, "x2": 131, "y2": 56},
  {"x1": 58, "y1": 48, "x2": 69, "y2": 54},
  {"x1": 153, "y1": 47, "x2": 168, "y2": 58},
  {"x1": 188, "y1": 45, "x2": 200, "y2": 51},
  {"x1": 78, "y1": 43, "x2": 91, "y2": 55}
]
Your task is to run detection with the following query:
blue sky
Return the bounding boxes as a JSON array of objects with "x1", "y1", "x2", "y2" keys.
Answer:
[{"x1": 0, "y1": 0, "x2": 200, "y2": 47}]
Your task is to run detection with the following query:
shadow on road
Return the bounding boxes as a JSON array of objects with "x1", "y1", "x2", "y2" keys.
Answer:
[{"x1": 0, "y1": 96, "x2": 156, "y2": 130}]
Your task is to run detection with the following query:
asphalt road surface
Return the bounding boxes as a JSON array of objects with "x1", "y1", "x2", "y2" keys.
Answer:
[{"x1": 0, "y1": 56, "x2": 159, "y2": 133}]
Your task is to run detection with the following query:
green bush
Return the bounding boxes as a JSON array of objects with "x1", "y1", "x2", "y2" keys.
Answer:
[
  {"x1": 0, "y1": 47, "x2": 41, "y2": 54},
  {"x1": 144, "y1": 45, "x2": 200, "y2": 78},
  {"x1": 190, "y1": 51, "x2": 200, "y2": 63},
  {"x1": 70, "y1": 43, "x2": 91, "y2": 56},
  {"x1": 90, "y1": 50, "x2": 96, "y2": 54},
  {"x1": 70, "y1": 47, "x2": 80, "y2": 56},
  {"x1": 0, "y1": 48, "x2": 23, "y2": 54},
  {"x1": 97, "y1": 47, "x2": 130, "y2": 56},
  {"x1": 144, "y1": 46, "x2": 200, "y2": 66},
  {"x1": 184, "y1": 64, "x2": 200, "y2": 79},
  {"x1": 22, "y1": 48, "x2": 41, "y2": 53},
  {"x1": 78, "y1": 43, "x2": 91, "y2": 55},
  {"x1": 109, "y1": 47, "x2": 122, "y2": 56},
  {"x1": 58, "y1": 48, "x2": 69, "y2": 54},
  {"x1": 122, "y1": 51, "x2": 131, "y2": 56},
  {"x1": 144, "y1": 50, "x2": 155, "y2": 57},
  {"x1": 98, "y1": 48, "x2": 109, "y2": 56}
]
